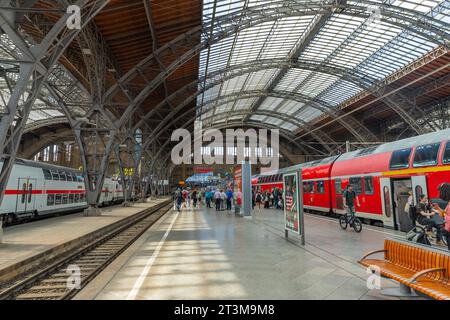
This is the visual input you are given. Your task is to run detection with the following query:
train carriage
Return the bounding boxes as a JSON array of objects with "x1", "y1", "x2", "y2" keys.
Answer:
[
  {"x1": 251, "y1": 129, "x2": 450, "y2": 231},
  {"x1": 0, "y1": 159, "x2": 127, "y2": 223},
  {"x1": 0, "y1": 159, "x2": 88, "y2": 223}
]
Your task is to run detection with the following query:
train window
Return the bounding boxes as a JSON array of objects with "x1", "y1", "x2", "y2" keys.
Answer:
[
  {"x1": 80, "y1": 193, "x2": 85, "y2": 202},
  {"x1": 413, "y1": 143, "x2": 440, "y2": 167},
  {"x1": 335, "y1": 179, "x2": 343, "y2": 194},
  {"x1": 415, "y1": 185, "x2": 423, "y2": 203},
  {"x1": 443, "y1": 141, "x2": 450, "y2": 165},
  {"x1": 307, "y1": 181, "x2": 315, "y2": 194},
  {"x1": 51, "y1": 170, "x2": 60, "y2": 180},
  {"x1": 28, "y1": 183, "x2": 33, "y2": 203},
  {"x1": 349, "y1": 177, "x2": 362, "y2": 194},
  {"x1": 55, "y1": 194, "x2": 62, "y2": 205},
  {"x1": 363, "y1": 177, "x2": 374, "y2": 195},
  {"x1": 74, "y1": 194, "x2": 80, "y2": 203},
  {"x1": 303, "y1": 182, "x2": 308, "y2": 193},
  {"x1": 66, "y1": 172, "x2": 73, "y2": 182},
  {"x1": 21, "y1": 183, "x2": 27, "y2": 203},
  {"x1": 59, "y1": 171, "x2": 67, "y2": 181},
  {"x1": 68, "y1": 194, "x2": 74, "y2": 204},
  {"x1": 47, "y1": 194, "x2": 55, "y2": 206},
  {"x1": 62, "y1": 194, "x2": 68, "y2": 204},
  {"x1": 43, "y1": 169, "x2": 52, "y2": 180},
  {"x1": 390, "y1": 148, "x2": 412, "y2": 169},
  {"x1": 317, "y1": 181, "x2": 325, "y2": 194}
]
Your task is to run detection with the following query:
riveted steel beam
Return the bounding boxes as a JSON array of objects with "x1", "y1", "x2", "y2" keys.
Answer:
[
  {"x1": 103, "y1": 0, "x2": 449, "y2": 133},
  {"x1": 0, "y1": 0, "x2": 110, "y2": 207}
]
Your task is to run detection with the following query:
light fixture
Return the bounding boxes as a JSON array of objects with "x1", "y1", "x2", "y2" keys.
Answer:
[{"x1": 82, "y1": 48, "x2": 92, "y2": 55}]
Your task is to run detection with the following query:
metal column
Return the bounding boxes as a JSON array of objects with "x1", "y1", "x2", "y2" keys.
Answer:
[{"x1": 241, "y1": 161, "x2": 252, "y2": 217}]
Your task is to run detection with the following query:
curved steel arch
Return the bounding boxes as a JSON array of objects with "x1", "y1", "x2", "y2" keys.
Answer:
[
  {"x1": 139, "y1": 92, "x2": 330, "y2": 159},
  {"x1": 132, "y1": 58, "x2": 394, "y2": 151},
  {"x1": 144, "y1": 113, "x2": 319, "y2": 178},
  {"x1": 103, "y1": 0, "x2": 449, "y2": 131},
  {"x1": 197, "y1": 89, "x2": 379, "y2": 143},
  {"x1": 23, "y1": 117, "x2": 71, "y2": 134},
  {"x1": 135, "y1": 56, "x2": 435, "y2": 146}
]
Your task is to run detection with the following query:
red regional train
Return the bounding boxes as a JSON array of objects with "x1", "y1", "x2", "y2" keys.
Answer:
[{"x1": 252, "y1": 129, "x2": 450, "y2": 231}]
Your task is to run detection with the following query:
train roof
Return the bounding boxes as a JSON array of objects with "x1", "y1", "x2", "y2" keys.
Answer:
[
  {"x1": 254, "y1": 129, "x2": 450, "y2": 177},
  {"x1": 256, "y1": 154, "x2": 340, "y2": 177},
  {"x1": 336, "y1": 128, "x2": 450, "y2": 162},
  {"x1": 0, "y1": 158, "x2": 83, "y2": 174}
]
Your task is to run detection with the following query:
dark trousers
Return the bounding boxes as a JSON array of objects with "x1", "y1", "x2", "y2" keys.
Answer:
[
  {"x1": 226, "y1": 199, "x2": 232, "y2": 210},
  {"x1": 215, "y1": 199, "x2": 220, "y2": 211},
  {"x1": 418, "y1": 217, "x2": 443, "y2": 241},
  {"x1": 193, "y1": 199, "x2": 197, "y2": 208},
  {"x1": 443, "y1": 229, "x2": 450, "y2": 251},
  {"x1": 206, "y1": 198, "x2": 211, "y2": 208}
]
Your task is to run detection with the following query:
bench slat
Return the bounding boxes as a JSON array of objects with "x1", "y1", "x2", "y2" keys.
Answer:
[{"x1": 358, "y1": 238, "x2": 450, "y2": 300}]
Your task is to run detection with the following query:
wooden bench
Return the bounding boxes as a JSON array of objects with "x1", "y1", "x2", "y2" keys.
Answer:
[{"x1": 358, "y1": 238, "x2": 450, "y2": 300}]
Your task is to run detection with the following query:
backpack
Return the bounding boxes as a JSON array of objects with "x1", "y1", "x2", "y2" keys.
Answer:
[{"x1": 256, "y1": 194, "x2": 261, "y2": 201}]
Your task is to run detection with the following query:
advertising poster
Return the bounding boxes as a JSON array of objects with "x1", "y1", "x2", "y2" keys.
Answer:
[
  {"x1": 283, "y1": 172, "x2": 300, "y2": 235},
  {"x1": 234, "y1": 166, "x2": 242, "y2": 193}
]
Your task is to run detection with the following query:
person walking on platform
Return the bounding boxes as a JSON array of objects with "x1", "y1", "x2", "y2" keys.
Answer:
[
  {"x1": 175, "y1": 188, "x2": 183, "y2": 212},
  {"x1": 181, "y1": 188, "x2": 188, "y2": 210},
  {"x1": 251, "y1": 190, "x2": 256, "y2": 210},
  {"x1": 205, "y1": 189, "x2": 212, "y2": 208},
  {"x1": 255, "y1": 190, "x2": 262, "y2": 212},
  {"x1": 197, "y1": 191, "x2": 202, "y2": 209},
  {"x1": 220, "y1": 190, "x2": 227, "y2": 211},
  {"x1": 192, "y1": 189, "x2": 198, "y2": 208},
  {"x1": 214, "y1": 189, "x2": 221, "y2": 211},
  {"x1": 226, "y1": 189, "x2": 233, "y2": 211},
  {"x1": 343, "y1": 184, "x2": 360, "y2": 218},
  {"x1": 274, "y1": 188, "x2": 281, "y2": 209}
]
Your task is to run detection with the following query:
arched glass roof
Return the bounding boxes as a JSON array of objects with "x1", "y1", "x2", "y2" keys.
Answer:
[
  {"x1": 198, "y1": 0, "x2": 450, "y2": 131},
  {"x1": 0, "y1": 33, "x2": 90, "y2": 132}
]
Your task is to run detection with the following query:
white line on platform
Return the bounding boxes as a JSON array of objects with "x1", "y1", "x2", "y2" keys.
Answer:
[{"x1": 126, "y1": 211, "x2": 179, "y2": 300}]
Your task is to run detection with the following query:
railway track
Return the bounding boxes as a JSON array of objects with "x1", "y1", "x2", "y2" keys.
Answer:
[{"x1": 0, "y1": 200, "x2": 172, "y2": 300}]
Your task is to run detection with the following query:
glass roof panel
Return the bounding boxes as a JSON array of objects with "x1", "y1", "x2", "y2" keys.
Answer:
[{"x1": 198, "y1": 0, "x2": 449, "y2": 131}]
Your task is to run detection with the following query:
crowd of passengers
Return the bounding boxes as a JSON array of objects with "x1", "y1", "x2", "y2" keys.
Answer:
[{"x1": 172, "y1": 183, "x2": 450, "y2": 251}]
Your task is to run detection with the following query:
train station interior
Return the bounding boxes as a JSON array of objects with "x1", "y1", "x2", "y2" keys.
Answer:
[{"x1": 0, "y1": 0, "x2": 449, "y2": 307}]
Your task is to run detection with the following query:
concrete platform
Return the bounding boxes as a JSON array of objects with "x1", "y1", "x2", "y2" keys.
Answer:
[
  {"x1": 0, "y1": 198, "x2": 169, "y2": 276},
  {"x1": 78, "y1": 207, "x2": 426, "y2": 300}
]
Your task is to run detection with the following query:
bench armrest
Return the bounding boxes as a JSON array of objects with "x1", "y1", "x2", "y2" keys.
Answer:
[
  {"x1": 360, "y1": 249, "x2": 387, "y2": 261},
  {"x1": 408, "y1": 268, "x2": 447, "y2": 283}
]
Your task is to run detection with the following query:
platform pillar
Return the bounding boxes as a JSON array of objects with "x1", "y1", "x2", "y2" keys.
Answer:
[
  {"x1": 241, "y1": 161, "x2": 252, "y2": 217},
  {"x1": 84, "y1": 207, "x2": 102, "y2": 216},
  {"x1": 0, "y1": 217, "x2": 3, "y2": 244}
]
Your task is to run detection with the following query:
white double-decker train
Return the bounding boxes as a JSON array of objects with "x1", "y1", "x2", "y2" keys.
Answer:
[{"x1": 0, "y1": 159, "x2": 125, "y2": 224}]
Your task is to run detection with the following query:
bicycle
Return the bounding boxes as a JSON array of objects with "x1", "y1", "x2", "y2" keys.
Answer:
[
  {"x1": 416, "y1": 221, "x2": 448, "y2": 247},
  {"x1": 339, "y1": 213, "x2": 362, "y2": 233}
]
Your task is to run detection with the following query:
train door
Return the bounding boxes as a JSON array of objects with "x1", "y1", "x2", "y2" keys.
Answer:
[
  {"x1": 411, "y1": 176, "x2": 428, "y2": 206},
  {"x1": 15, "y1": 178, "x2": 37, "y2": 215},
  {"x1": 392, "y1": 179, "x2": 413, "y2": 232},
  {"x1": 379, "y1": 178, "x2": 396, "y2": 229}
]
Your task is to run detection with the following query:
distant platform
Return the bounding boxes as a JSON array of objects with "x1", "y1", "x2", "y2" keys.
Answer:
[
  {"x1": 77, "y1": 206, "x2": 425, "y2": 300},
  {"x1": 0, "y1": 198, "x2": 170, "y2": 281}
]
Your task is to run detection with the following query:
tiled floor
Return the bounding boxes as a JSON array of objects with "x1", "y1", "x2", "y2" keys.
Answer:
[{"x1": 92, "y1": 207, "x2": 426, "y2": 300}]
